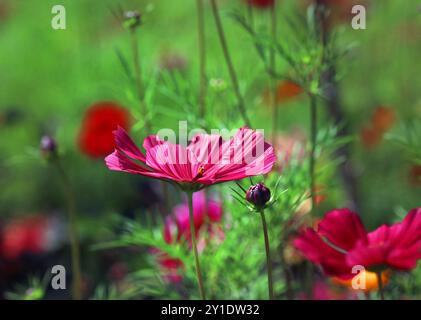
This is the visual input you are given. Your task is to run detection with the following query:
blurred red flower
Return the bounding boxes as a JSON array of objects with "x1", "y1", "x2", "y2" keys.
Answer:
[
  {"x1": 246, "y1": 0, "x2": 275, "y2": 9},
  {"x1": 155, "y1": 191, "x2": 224, "y2": 283},
  {"x1": 1, "y1": 216, "x2": 49, "y2": 260},
  {"x1": 78, "y1": 102, "x2": 131, "y2": 158},
  {"x1": 276, "y1": 81, "x2": 303, "y2": 103},
  {"x1": 294, "y1": 208, "x2": 421, "y2": 279},
  {"x1": 262, "y1": 81, "x2": 303, "y2": 107}
]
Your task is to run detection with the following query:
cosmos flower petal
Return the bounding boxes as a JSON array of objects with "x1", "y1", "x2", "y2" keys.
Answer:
[
  {"x1": 318, "y1": 208, "x2": 367, "y2": 251},
  {"x1": 387, "y1": 245, "x2": 421, "y2": 270},
  {"x1": 294, "y1": 229, "x2": 343, "y2": 263},
  {"x1": 346, "y1": 240, "x2": 389, "y2": 269},
  {"x1": 105, "y1": 150, "x2": 165, "y2": 179},
  {"x1": 146, "y1": 143, "x2": 194, "y2": 181},
  {"x1": 210, "y1": 128, "x2": 276, "y2": 181},
  {"x1": 391, "y1": 208, "x2": 421, "y2": 248},
  {"x1": 143, "y1": 134, "x2": 165, "y2": 151},
  {"x1": 105, "y1": 127, "x2": 276, "y2": 186},
  {"x1": 187, "y1": 133, "x2": 223, "y2": 166},
  {"x1": 113, "y1": 126, "x2": 146, "y2": 162}
]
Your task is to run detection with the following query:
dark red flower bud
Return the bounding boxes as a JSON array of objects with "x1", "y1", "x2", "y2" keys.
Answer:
[
  {"x1": 40, "y1": 135, "x2": 57, "y2": 157},
  {"x1": 246, "y1": 183, "x2": 271, "y2": 208}
]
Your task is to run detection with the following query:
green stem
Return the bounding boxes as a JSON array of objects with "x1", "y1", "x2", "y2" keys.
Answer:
[
  {"x1": 260, "y1": 210, "x2": 274, "y2": 300},
  {"x1": 270, "y1": 2, "x2": 277, "y2": 142},
  {"x1": 377, "y1": 271, "x2": 385, "y2": 300},
  {"x1": 55, "y1": 159, "x2": 82, "y2": 300},
  {"x1": 304, "y1": 94, "x2": 317, "y2": 297},
  {"x1": 130, "y1": 29, "x2": 150, "y2": 131},
  {"x1": 247, "y1": 3, "x2": 254, "y2": 29},
  {"x1": 210, "y1": 0, "x2": 251, "y2": 127},
  {"x1": 197, "y1": 0, "x2": 207, "y2": 118},
  {"x1": 187, "y1": 191, "x2": 206, "y2": 299},
  {"x1": 309, "y1": 94, "x2": 317, "y2": 214}
]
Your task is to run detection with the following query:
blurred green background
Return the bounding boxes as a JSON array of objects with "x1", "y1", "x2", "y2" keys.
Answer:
[{"x1": 0, "y1": 0, "x2": 420, "y2": 299}]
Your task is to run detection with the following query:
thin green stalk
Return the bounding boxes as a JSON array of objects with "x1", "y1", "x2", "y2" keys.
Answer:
[
  {"x1": 309, "y1": 94, "x2": 317, "y2": 214},
  {"x1": 130, "y1": 29, "x2": 150, "y2": 131},
  {"x1": 197, "y1": 0, "x2": 207, "y2": 118},
  {"x1": 247, "y1": 3, "x2": 254, "y2": 29},
  {"x1": 270, "y1": 2, "x2": 277, "y2": 142},
  {"x1": 210, "y1": 0, "x2": 251, "y2": 127},
  {"x1": 187, "y1": 191, "x2": 206, "y2": 300},
  {"x1": 260, "y1": 210, "x2": 274, "y2": 300},
  {"x1": 304, "y1": 94, "x2": 317, "y2": 297},
  {"x1": 377, "y1": 272, "x2": 385, "y2": 300},
  {"x1": 55, "y1": 159, "x2": 82, "y2": 300}
]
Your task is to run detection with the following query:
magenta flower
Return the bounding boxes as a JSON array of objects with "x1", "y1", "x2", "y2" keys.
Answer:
[
  {"x1": 105, "y1": 126, "x2": 275, "y2": 299},
  {"x1": 105, "y1": 127, "x2": 276, "y2": 190},
  {"x1": 155, "y1": 191, "x2": 224, "y2": 284},
  {"x1": 294, "y1": 208, "x2": 421, "y2": 280}
]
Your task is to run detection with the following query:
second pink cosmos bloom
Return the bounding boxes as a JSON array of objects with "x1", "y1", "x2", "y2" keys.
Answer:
[
  {"x1": 294, "y1": 208, "x2": 421, "y2": 279},
  {"x1": 105, "y1": 127, "x2": 276, "y2": 189}
]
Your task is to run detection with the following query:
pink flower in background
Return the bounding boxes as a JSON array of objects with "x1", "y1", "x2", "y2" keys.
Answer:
[
  {"x1": 294, "y1": 208, "x2": 421, "y2": 279},
  {"x1": 155, "y1": 191, "x2": 224, "y2": 283},
  {"x1": 105, "y1": 127, "x2": 276, "y2": 189}
]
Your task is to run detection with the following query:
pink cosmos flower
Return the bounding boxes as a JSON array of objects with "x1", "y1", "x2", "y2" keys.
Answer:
[
  {"x1": 105, "y1": 127, "x2": 276, "y2": 190},
  {"x1": 294, "y1": 208, "x2": 421, "y2": 279},
  {"x1": 106, "y1": 126, "x2": 274, "y2": 298},
  {"x1": 155, "y1": 191, "x2": 224, "y2": 283}
]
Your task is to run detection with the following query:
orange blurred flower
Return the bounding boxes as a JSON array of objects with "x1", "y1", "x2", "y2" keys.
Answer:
[
  {"x1": 371, "y1": 106, "x2": 396, "y2": 132},
  {"x1": 276, "y1": 81, "x2": 303, "y2": 103},
  {"x1": 360, "y1": 126, "x2": 382, "y2": 148},
  {"x1": 360, "y1": 106, "x2": 396, "y2": 149},
  {"x1": 333, "y1": 270, "x2": 391, "y2": 292},
  {"x1": 262, "y1": 81, "x2": 303, "y2": 107}
]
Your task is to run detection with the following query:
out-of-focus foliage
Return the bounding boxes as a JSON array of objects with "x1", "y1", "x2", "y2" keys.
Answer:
[{"x1": 1, "y1": 0, "x2": 420, "y2": 299}]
